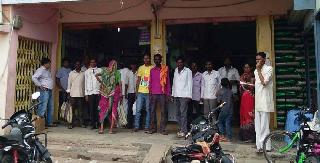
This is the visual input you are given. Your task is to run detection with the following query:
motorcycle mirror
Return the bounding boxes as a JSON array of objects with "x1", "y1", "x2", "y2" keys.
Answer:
[
  {"x1": 4, "y1": 146, "x2": 12, "y2": 151},
  {"x1": 218, "y1": 102, "x2": 227, "y2": 108},
  {"x1": 32, "y1": 92, "x2": 40, "y2": 100}
]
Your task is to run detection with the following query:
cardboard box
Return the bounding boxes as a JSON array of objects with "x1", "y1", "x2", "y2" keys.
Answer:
[{"x1": 32, "y1": 115, "x2": 45, "y2": 134}]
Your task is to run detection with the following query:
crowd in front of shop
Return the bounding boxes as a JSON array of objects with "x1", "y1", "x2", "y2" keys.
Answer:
[{"x1": 31, "y1": 51, "x2": 274, "y2": 152}]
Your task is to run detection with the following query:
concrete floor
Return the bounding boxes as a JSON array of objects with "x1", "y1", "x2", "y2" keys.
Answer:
[{"x1": 44, "y1": 126, "x2": 289, "y2": 163}]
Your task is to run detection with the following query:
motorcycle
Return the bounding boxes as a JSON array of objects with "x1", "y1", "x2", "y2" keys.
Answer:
[
  {"x1": 0, "y1": 92, "x2": 52, "y2": 163},
  {"x1": 171, "y1": 102, "x2": 236, "y2": 163}
]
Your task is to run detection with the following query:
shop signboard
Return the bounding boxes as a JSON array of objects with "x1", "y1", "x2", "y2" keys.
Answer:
[{"x1": 138, "y1": 26, "x2": 150, "y2": 46}]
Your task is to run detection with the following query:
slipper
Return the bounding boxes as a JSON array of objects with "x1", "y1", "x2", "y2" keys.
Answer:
[
  {"x1": 109, "y1": 131, "x2": 116, "y2": 134},
  {"x1": 98, "y1": 130, "x2": 104, "y2": 134}
]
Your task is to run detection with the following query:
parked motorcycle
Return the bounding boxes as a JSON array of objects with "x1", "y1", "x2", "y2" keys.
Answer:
[
  {"x1": 171, "y1": 102, "x2": 236, "y2": 163},
  {"x1": 0, "y1": 92, "x2": 52, "y2": 163}
]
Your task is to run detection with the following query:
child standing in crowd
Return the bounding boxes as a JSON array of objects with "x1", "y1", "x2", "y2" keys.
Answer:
[{"x1": 217, "y1": 78, "x2": 234, "y2": 142}]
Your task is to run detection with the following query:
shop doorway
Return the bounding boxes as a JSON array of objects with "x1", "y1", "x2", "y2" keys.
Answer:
[
  {"x1": 166, "y1": 21, "x2": 256, "y2": 127},
  {"x1": 62, "y1": 24, "x2": 151, "y2": 68}
]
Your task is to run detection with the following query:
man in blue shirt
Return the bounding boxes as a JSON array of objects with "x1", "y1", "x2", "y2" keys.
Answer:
[{"x1": 56, "y1": 58, "x2": 71, "y2": 112}]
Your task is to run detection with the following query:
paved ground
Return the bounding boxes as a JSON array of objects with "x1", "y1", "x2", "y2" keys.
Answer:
[{"x1": 44, "y1": 126, "x2": 287, "y2": 163}]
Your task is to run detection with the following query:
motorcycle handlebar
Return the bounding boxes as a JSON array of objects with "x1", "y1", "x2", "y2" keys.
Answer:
[
  {"x1": 185, "y1": 132, "x2": 191, "y2": 140},
  {"x1": 2, "y1": 120, "x2": 12, "y2": 129},
  {"x1": 28, "y1": 102, "x2": 42, "y2": 112},
  {"x1": 207, "y1": 102, "x2": 226, "y2": 118}
]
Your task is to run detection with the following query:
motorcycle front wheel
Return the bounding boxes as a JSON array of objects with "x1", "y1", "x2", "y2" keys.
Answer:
[
  {"x1": 1, "y1": 154, "x2": 14, "y2": 163},
  {"x1": 220, "y1": 154, "x2": 235, "y2": 163}
]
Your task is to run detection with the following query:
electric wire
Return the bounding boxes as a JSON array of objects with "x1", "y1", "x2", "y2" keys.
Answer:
[
  {"x1": 22, "y1": 10, "x2": 58, "y2": 24},
  {"x1": 62, "y1": 0, "x2": 147, "y2": 16},
  {"x1": 163, "y1": 0, "x2": 255, "y2": 9}
]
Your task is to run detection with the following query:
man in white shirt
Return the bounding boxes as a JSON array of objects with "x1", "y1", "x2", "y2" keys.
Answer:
[
  {"x1": 172, "y1": 57, "x2": 193, "y2": 138},
  {"x1": 67, "y1": 61, "x2": 85, "y2": 129},
  {"x1": 201, "y1": 61, "x2": 220, "y2": 117},
  {"x1": 254, "y1": 52, "x2": 274, "y2": 153},
  {"x1": 218, "y1": 58, "x2": 240, "y2": 94},
  {"x1": 126, "y1": 63, "x2": 137, "y2": 129},
  {"x1": 85, "y1": 58, "x2": 101, "y2": 129}
]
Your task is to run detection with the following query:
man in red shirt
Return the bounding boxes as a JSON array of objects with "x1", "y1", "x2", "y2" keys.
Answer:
[{"x1": 149, "y1": 54, "x2": 171, "y2": 135}]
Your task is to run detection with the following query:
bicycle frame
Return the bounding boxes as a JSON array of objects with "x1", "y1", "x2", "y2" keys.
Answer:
[
  {"x1": 279, "y1": 132, "x2": 300, "y2": 153},
  {"x1": 278, "y1": 131, "x2": 308, "y2": 163}
]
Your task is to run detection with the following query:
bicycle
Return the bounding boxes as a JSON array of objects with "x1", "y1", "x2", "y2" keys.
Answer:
[{"x1": 263, "y1": 107, "x2": 320, "y2": 163}]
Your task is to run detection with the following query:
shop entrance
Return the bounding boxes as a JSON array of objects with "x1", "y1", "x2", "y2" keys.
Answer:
[
  {"x1": 62, "y1": 23, "x2": 151, "y2": 67},
  {"x1": 166, "y1": 21, "x2": 256, "y2": 127}
]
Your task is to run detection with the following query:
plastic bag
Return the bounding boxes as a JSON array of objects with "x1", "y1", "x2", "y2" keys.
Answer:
[
  {"x1": 117, "y1": 101, "x2": 127, "y2": 126},
  {"x1": 60, "y1": 101, "x2": 72, "y2": 124}
]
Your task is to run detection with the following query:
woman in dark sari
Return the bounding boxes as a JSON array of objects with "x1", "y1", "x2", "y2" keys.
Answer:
[
  {"x1": 239, "y1": 63, "x2": 255, "y2": 142},
  {"x1": 95, "y1": 60, "x2": 122, "y2": 134}
]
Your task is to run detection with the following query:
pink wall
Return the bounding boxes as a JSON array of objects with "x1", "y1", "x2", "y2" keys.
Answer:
[
  {"x1": 59, "y1": 0, "x2": 292, "y2": 23},
  {"x1": 6, "y1": 5, "x2": 59, "y2": 117}
]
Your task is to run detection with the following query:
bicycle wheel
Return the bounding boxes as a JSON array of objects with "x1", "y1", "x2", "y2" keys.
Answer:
[
  {"x1": 305, "y1": 156, "x2": 320, "y2": 163},
  {"x1": 263, "y1": 131, "x2": 297, "y2": 163}
]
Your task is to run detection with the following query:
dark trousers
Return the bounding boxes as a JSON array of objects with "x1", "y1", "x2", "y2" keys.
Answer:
[
  {"x1": 70, "y1": 97, "x2": 84, "y2": 125},
  {"x1": 233, "y1": 94, "x2": 240, "y2": 126},
  {"x1": 188, "y1": 100, "x2": 202, "y2": 128},
  {"x1": 175, "y1": 97, "x2": 189, "y2": 134},
  {"x1": 127, "y1": 93, "x2": 136, "y2": 129},
  {"x1": 150, "y1": 94, "x2": 167, "y2": 132},
  {"x1": 88, "y1": 94, "x2": 100, "y2": 127}
]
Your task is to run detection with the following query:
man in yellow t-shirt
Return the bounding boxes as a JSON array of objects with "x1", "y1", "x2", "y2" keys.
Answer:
[{"x1": 133, "y1": 54, "x2": 153, "y2": 132}]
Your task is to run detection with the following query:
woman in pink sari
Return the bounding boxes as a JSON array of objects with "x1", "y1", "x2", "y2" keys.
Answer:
[
  {"x1": 239, "y1": 63, "x2": 255, "y2": 142},
  {"x1": 95, "y1": 60, "x2": 122, "y2": 134}
]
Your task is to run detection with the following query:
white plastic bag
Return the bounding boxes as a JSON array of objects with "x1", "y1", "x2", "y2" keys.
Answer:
[
  {"x1": 60, "y1": 101, "x2": 72, "y2": 124},
  {"x1": 117, "y1": 101, "x2": 127, "y2": 126}
]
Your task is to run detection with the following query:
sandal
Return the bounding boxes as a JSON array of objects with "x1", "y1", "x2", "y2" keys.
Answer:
[
  {"x1": 109, "y1": 131, "x2": 116, "y2": 134},
  {"x1": 98, "y1": 130, "x2": 104, "y2": 134},
  {"x1": 47, "y1": 124, "x2": 58, "y2": 127}
]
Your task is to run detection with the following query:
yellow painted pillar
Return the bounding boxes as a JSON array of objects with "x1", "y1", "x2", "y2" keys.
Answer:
[
  {"x1": 54, "y1": 24, "x2": 63, "y2": 121},
  {"x1": 150, "y1": 19, "x2": 166, "y2": 63},
  {"x1": 256, "y1": 16, "x2": 277, "y2": 129},
  {"x1": 150, "y1": 19, "x2": 167, "y2": 128}
]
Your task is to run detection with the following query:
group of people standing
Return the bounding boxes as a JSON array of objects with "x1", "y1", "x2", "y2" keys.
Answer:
[{"x1": 31, "y1": 52, "x2": 274, "y2": 151}]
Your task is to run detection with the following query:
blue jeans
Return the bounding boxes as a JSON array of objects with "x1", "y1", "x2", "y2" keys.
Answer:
[
  {"x1": 134, "y1": 93, "x2": 150, "y2": 129},
  {"x1": 218, "y1": 112, "x2": 232, "y2": 140},
  {"x1": 38, "y1": 90, "x2": 54, "y2": 125}
]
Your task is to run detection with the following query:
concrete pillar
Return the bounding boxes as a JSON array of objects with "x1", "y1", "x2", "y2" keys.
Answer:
[
  {"x1": 0, "y1": 31, "x2": 11, "y2": 134},
  {"x1": 150, "y1": 19, "x2": 166, "y2": 63},
  {"x1": 256, "y1": 15, "x2": 277, "y2": 128},
  {"x1": 54, "y1": 24, "x2": 62, "y2": 120},
  {"x1": 150, "y1": 18, "x2": 168, "y2": 128}
]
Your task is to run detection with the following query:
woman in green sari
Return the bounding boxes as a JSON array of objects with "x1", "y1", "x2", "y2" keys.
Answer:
[{"x1": 95, "y1": 60, "x2": 122, "y2": 134}]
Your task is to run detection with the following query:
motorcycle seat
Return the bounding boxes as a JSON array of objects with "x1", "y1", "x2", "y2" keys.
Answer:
[
  {"x1": 0, "y1": 136, "x2": 20, "y2": 145},
  {"x1": 187, "y1": 144, "x2": 203, "y2": 153}
]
